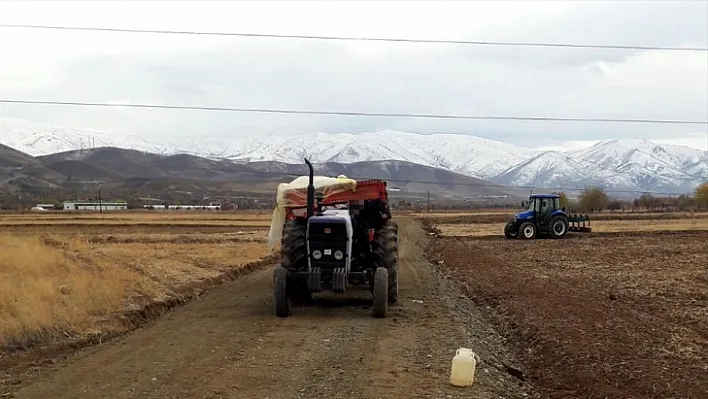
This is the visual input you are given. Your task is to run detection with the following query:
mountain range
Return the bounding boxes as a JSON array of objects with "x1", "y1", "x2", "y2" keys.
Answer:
[
  {"x1": 1, "y1": 117, "x2": 706, "y2": 195},
  {"x1": 0, "y1": 142, "x2": 520, "y2": 208}
]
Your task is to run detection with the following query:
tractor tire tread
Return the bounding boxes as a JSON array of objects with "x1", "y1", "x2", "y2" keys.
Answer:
[
  {"x1": 274, "y1": 266, "x2": 290, "y2": 317},
  {"x1": 372, "y1": 219, "x2": 398, "y2": 303},
  {"x1": 519, "y1": 221, "x2": 537, "y2": 240},
  {"x1": 548, "y1": 215, "x2": 569, "y2": 239},
  {"x1": 280, "y1": 220, "x2": 312, "y2": 303},
  {"x1": 372, "y1": 267, "x2": 388, "y2": 318},
  {"x1": 504, "y1": 222, "x2": 518, "y2": 239}
]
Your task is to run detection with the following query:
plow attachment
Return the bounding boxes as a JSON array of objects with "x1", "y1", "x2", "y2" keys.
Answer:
[{"x1": 568, "y1": 214, "x2": 592, "y2": 233}]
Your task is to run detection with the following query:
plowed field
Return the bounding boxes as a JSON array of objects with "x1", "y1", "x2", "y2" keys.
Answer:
[{"x1": 426, "y1": 221, "x2": 708, "y2": 398}]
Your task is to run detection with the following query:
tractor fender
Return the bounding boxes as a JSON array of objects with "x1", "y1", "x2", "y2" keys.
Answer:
[{"x1": 549, "y1": 209, "x2": 568, "y2": 219}]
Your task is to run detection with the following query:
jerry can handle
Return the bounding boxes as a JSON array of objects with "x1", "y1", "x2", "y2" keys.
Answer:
[{"x1": 455, "y1": 348, "x2": 472, "y2": 357}]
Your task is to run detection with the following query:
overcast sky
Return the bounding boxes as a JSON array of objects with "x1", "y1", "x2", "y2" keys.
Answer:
[{"x1": 0, "y1": 0, "x2": 706, "y2": 150}]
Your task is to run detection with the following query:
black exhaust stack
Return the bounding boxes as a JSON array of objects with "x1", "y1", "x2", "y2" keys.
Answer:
[{"x1": 304, "y1": 158, "x2": 315, "y2": 219}]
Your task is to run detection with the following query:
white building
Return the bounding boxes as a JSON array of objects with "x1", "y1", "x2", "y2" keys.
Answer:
[
  {"x1": 63, "y1": 201, "x2": 128, "y2": 211},
  {"x1": 142, "y1": 204, "x2": 221, "y2": 211}
]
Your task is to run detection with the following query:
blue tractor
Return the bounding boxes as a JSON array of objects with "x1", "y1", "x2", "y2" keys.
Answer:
[{"x1": 504, "y1": 194, "x2": 591, "y2": 239}]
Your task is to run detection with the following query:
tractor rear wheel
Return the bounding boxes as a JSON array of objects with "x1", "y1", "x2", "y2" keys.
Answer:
[
  {"x1": 548, "y1": 215, "x2": 569, "y2": 239},
  {"x1": 372, "y1": 267, "x2": 389, "y2": 318},
  {"x1": 280, "y1": 220, "x2": 312, "y2": 304},
  {"x1": 372, "y1": 219, "x2": 398, "y2": 303},
  {"x1": 389, "y1": 219, "x2": 399, "y2": 251},
  {"x1": 519, "y1": 221, "x2": 537, "y2": 240},
  {"x1": 274, "y1": 266, "x2": 290, "y2": 317}
]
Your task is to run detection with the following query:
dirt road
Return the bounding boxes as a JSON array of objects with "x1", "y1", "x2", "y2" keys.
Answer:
[{"x1": 9, "y1": 220, "x2": 532, "y2": 399}]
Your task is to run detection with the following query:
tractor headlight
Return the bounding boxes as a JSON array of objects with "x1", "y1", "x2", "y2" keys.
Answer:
[
  {"x1": 334, "y1": 250, "x2": 344, "y2": 260},
  {"x1": 312, "y1": 250, "x2": 322, "y2": 260}
]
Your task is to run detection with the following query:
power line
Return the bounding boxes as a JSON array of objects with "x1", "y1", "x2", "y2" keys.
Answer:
[
  {"x1": 1, "y1": 23, "x2": 706, "y2": 52},
  {"x1": 1, "y1": 99, "x2": 706, "y2": 125}
]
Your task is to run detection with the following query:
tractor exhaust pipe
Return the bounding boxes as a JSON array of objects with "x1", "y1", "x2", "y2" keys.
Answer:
[{"x1": 304, "y1": 158, "x2": 315, "y2": 219}]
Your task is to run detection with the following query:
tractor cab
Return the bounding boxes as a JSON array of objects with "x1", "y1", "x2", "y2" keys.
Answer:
[{"x1": 516, "y1": 194, "x2": 563, "y2": 222}]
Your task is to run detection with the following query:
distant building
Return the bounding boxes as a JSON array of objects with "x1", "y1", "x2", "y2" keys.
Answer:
[
  {"x1": 142, "y1": 203, "x2": 221, "y2": 211},
  {"x1": 63, "y1": 201, "x2": 128, "y2": 211}
]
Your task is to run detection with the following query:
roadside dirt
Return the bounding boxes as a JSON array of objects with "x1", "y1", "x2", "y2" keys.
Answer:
[{"x1": 3, "y1": 219, "x2": 534, "y2": 399}]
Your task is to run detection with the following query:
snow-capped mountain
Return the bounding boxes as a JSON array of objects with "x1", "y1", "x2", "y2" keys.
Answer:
[
  {"x1": 0, "y1": 119, "x2": 535, "y2": 179},
  {"x1": 0, "y1": 118, "x2": 169, "y2": 155},
  {"x1": 494, "y1": 151, "x2": 593, "y2": 188},
  {"x1": 1, "y1": 118, "x2": 706, "y2": 194}
]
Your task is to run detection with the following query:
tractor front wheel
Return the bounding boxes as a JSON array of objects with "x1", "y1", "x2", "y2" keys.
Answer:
[
  {"x1": 548, "y1": 216, "x2": 569, "y2": 239},
  {"x1": 274, "y1": 266, "x2": 291, "y2": 317},
  {"x1": 504, "y1": 222, "x2": 518, "y2": 239},
  {"x1": 519, "y1": 221, "x2": 537, "y2": 240},
  {"x1": 372, "y1": 267, "x2": 389, "y2": 318}
]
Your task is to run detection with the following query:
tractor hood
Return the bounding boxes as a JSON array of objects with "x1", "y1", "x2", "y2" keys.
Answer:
[{"x1": 514, "y1": 210, "x2": 534, "y2": 220}]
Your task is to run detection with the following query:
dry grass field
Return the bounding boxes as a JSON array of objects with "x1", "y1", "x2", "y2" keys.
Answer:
[
  {"x1": 0, "y1": 211, "x2": 272, "y2": 226},
  {"x1": 0, "y1": 211, "x2": 273, "y2": 352},
  {"x1": 423, "y1": 211, "x2": 708, "y2": 398}
]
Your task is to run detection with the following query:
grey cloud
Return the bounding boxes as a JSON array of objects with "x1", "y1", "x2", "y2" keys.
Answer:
[
  {"x1": 462, "y1": 1, "x2": 708, "y2": 68},
  {"x1": 0, "y1": 1, "x2": 706, "y2": 148}
]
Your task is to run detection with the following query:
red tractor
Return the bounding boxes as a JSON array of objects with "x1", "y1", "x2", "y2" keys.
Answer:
[{"x1": 273, "y1": 159, "x2": 398, "y2": 318}]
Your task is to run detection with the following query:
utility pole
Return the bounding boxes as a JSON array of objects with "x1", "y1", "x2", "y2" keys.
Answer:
[
  {"x1": 427, "y1": 190, "x2": 430, "y2": 213},
  {"x1": 98, "y1": 188, "x2": 103, "y2": 214}
]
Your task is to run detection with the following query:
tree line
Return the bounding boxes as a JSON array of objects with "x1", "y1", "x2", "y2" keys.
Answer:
[{"x1": 554, "y1": 182, "x2": 708, "y2": 213}]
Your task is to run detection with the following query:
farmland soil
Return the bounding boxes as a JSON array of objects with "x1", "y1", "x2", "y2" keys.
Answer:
[
  {"x1": 3, "y1": 219, "x2": 533, "y2": 399},
  {"x1": 425, "y1": 227, "x2": 708, "y2": 399}
]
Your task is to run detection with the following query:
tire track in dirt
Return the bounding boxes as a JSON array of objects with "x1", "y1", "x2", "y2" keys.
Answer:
[{"x1": 10, "y1": 219, "x2": 532, "y2": 399}]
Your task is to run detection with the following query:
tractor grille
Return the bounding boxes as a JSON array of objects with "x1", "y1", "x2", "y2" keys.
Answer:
[
  {"x1": 308, "y1": 239, "x2": 347, "y2": 267},
  {"x1": 308, "y1": 216, "x2": 347, "y2": 272},
  {"x1": 308, "y1": 222, "x2": 348, "y2": 268}
]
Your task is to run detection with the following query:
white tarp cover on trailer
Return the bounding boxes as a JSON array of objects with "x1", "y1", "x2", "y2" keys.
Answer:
[{"x1": 267, "y1": 175, "x2": 357, "y2": 249}]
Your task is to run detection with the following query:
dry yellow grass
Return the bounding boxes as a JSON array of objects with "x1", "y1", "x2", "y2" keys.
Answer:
[
  {"x1": 79, "y1": 231, "x2": 269, "y2": 244},
  {"x1": 0, "y1": 229, "x2": 271, "y2": 350},
  {"x1": 0, "y1": 211, "x2": 272, "y2": 226},
  {"x1": 0, "y1": 220, "x2": 271, "y2": 227},
  {"x1": 0, "y1": 211, "x2": 271, "y2": 221},
  {"x1": 435, "y1": 218, "x2": 708, "y2": 237},
  {"x1": 94, "y1": 240, "x2": 270, "y2": 301},
  {"x1": 0, "y1": 235, "x2": 139, "y2": 348},
  {"x1": 0, "y1": 219, "x2": 272, "y2": 227}
]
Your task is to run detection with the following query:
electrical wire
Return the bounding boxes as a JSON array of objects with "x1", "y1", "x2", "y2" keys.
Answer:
[
  {"x1": 0, "y1": 23, "x2": 706, "y2": 52},
  {"x1": 1, "y1": 99, "x2": 706, "y2": 125},
  {"x1": 0, "y1": 25, "x2": 703, "y2": 196}
]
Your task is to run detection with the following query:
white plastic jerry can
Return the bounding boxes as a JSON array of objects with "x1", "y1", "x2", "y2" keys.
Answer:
[{"x1": 449, "y1": 347, "x2": 477, "y2": 387}]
